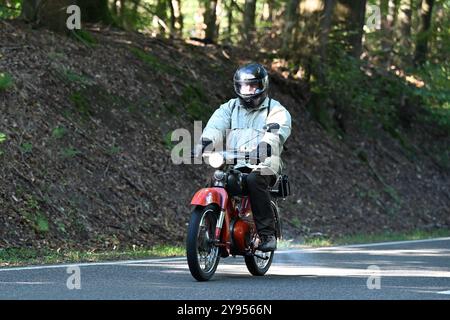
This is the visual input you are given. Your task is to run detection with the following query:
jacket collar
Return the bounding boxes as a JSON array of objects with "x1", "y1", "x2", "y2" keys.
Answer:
[{"x1": 236, "y1": 97, "x2": 270, "y2": 112}]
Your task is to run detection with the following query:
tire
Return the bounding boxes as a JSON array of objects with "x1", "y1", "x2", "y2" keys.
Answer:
[
  {"x1": 245, "y1": 250, "x2": 274, "y2": 276},
  {"x1": 271, "y1": 200, "x2": 282, "y2": 239},
  {"x1": 186, "y1": 205, "x2": 221, "y2": 281},
  {"x1": 245, "y1": 200, "x2": 279, "y2": 276}
]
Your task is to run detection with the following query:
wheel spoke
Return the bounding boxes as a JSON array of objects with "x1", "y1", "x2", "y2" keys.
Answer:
[
  {"x1": 196, "y1": 209, "x2": 219, "y2": 274},
  {"x1": 255, "y1": 251, "x2": 271, "y2": 269}
]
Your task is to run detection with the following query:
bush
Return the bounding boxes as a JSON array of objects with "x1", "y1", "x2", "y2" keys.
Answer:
[
  {"x1": 0, "y1": 132, "x2": 6, "y2": 156},
  {"x1": 0, "y1": 72, "x2": 13, "y2": 91},
  {"x1": 411, "y1": 62, "x2": 450, "y2": 133},
  {"x1": 309, "y1": 52, "x2": 410, "y2": 137},
  {"x1": 0, "y1": 0, "x2": 21, "y2": 19}
]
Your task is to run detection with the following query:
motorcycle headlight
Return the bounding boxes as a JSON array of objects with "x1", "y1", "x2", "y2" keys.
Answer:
[{"x1": 208, "y1": 152, "x2": 224, "y2": 168}]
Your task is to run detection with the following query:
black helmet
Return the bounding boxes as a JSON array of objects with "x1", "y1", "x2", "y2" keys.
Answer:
[{"x1": 233, "y1": 63, "x2": 269, "y2": 109}]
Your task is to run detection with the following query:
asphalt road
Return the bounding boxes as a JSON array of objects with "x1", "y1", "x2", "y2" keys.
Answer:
[{"x1": 1, "y1": 238, "x2": 450, "y2": 300}]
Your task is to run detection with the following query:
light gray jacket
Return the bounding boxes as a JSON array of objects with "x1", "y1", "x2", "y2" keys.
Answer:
[{"x1": 201, "y1": 97, "x2": 292, "y2": 175}]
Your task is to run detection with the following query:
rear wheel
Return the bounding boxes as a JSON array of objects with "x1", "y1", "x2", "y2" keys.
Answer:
[
  {"x1": 245, "y1": 250, "x2": 274, "y2": 276},
  {"x1": 271, "y1": 200, "x2": 282, "y2": 239},
  {"x1": 186, "y1": 205, "x2": 220, "y2": 281},
  {"x1": 245, "y1": 200, "x2": 279, "y2": 276}
]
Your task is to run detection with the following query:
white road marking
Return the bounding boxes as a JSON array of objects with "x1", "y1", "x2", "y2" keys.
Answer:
[
  {"x1": 437, "y1": 290, "x2": 450, "y2": 295},
  {"x1": 0, "y1": 281, "x2": 54, "y2": 285},
  {"x1": 126, "y1": 262, "x2": 450, "y2": 278},
  {"x1": 0, "y1": 257, "x2": 186, "y2": 272},
  {"x1": 277, "y1": 237, "x2": 450, "y2": 254},
  {"x1": 0, "y1": 237, "x2": 449, "y2": 272}
]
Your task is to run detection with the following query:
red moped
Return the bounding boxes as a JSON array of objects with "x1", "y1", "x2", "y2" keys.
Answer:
[{"x1": 186, "y1": 147, "x2": 288, "y2": 281}]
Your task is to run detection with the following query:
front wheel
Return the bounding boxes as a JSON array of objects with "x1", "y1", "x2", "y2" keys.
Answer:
[{"x1": 186, "y1": 205, "x2": 221, "y2": 281}]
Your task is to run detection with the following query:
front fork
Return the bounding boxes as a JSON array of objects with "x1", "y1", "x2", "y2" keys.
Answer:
[{"x1": 214, "y1": 209, "x2": 226, "y2": 240}]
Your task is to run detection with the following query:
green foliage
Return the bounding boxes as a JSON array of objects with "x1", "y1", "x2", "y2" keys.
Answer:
[
  {"x1": 130, "y1": 47, "x2": 176, "y2": 74},
  {"x1": 70, "y1": 30, "x2": 97, "y2": 47},
  {"x1": 56, "y1": 221, "x2": 67, "y2": 234},
  {"x1": 165, "y1": 103, "x2": 177, "y2": 115},
  {"x1": 0, "y1": 0, "x2": 21, "y2": 19},
  {"x1": 181, "y1": 84, "x2": 211, "y2": 121},
  {"x1": 0, "y1": 245, "x2": 185, "y2": 267},
  {"x1": 329, "y1": 229, "x2": 450, "y2": 247},
  {"x1": 0, "y1": 132, "x2": 6, "y2": 156},
  {"x1": 20, "y1": 142, "x2": 33, "y2": 154},
  {"x1": 384, "y1": 186, "x2": 401, "y2": 205},
  {"x1": 62, "y1": 69, "x2": 92, "y2": 86},
  {"x1": 61, "y1": 147, "x2": 81, "y2": 158},
  {"x1": 428, "y1": 0, "x2": 450, "y2": 64},
  {"x1": 52, "y1": 126, "x2": 66, "y2": 139},
  {"x1": 47, "y1": 51, "x2": 66, "y2": 61},
  {"x1": 309, "y1": 50, "x2": 436, "y2": 145},
  {"x1": 115, "y1": 1, "x2": 153, "y2": 31},
  {"x1": 355, "y1": 148, "x2": 368, "y2": 163},
  {"x1": 412, "y1": 62, "x2": 450, "y2": 134},
  {"x1": 70, "y1": 91, "x2": 91, "y2": 118},
  {"x1": 33, "y1": 214, "x2": 50, "y2": 233},
  {"x1": 21, "y1": 198, "x2": 50, "y2": 234},
  {"x1": 107, "y1": 145, "x2": 122, "y2": 155},
  {"x1": 290, "y1": 217, "x2": 302, "y2": 228},
  {"x1": 0, "y1": 72, "x2": 13, "y2": 90},
  {"x1": 163, "y1": 131, "x2": 175, "y2": 150}
]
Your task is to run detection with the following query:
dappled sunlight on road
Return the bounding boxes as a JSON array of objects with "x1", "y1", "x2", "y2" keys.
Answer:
[
  {"x1": 303, "y1": 248, "x2": 450, "y2": 258},
  {"x1": 124, "y1": 256, "x2": 450, "y2": 279}
]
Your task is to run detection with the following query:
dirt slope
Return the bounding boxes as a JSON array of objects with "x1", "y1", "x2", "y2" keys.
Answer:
[{"x1": 0, "y1": 20, "x2": 449, "y2": 250}]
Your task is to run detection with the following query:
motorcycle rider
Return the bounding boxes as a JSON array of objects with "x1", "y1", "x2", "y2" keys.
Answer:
[{"x1": 196, "y1": 62, "x2": 292, "y2": 252}]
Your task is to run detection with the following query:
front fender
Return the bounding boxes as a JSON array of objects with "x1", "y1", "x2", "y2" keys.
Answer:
[{"x1": 190, "y1": 188, "x2": 228, "y2": 209}]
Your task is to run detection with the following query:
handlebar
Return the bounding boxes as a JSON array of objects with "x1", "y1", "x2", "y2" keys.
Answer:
[{"x1": 202, "y1": 150, "x2": 259, "y2": 161}]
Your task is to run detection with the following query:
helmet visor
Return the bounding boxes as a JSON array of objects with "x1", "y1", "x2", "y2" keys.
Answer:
[{"x1": 234, "y1": 76, "x2": 268, "y2": 97}]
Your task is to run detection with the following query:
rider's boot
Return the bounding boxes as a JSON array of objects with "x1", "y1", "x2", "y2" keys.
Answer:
[{"x1": 258, "y1": 234, "x2": 277, "y2": 252}]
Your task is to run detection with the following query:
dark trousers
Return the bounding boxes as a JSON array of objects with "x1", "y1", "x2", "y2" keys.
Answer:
[{"x1": 240, "y1": 168, "x2": 277, "y2": 237}]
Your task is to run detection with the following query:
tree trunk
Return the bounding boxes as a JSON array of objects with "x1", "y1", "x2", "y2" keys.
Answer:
[
  {"x1": 21, "y1": 0, "x2": 73, "y2": 32},
  {"x1": 112, "y1": 0, "x2": 118, "y2": 16},
  {"x1": 380, "y1": 0, "x2": 399, "y2": 61},
  {"x1": 266, "y1": 0, "x2": 275, "y2": 22},
  {"x1": 20, "y1": 0, "x2": 41, "y2": 22},
  {"x1": 243, "y1": 0, "x2": 257, "y2": 43},
  {"x1": 396, "y1": 0, "x2": 412, "y2": 54},
  {"x1": 77, "y1": 0, "x2": 111, "y2": 23},
  {"x1": 120, "y1": 0, "x2": 125, "y2": 16},
  {"x1": 295, "y1": 0, "x2": 328, "y2": 82},
  {"x1": 319, "y1": 0, "x2": 336, "y2": 61},
  {"x1": 155, "y1": 0, "x2": 168, "y2": 34},
  {"x1": 204, "y1": 0, "x2": 218, "y2": 42},
  {"x1": 429, "y1": 1, "x2": 446, "y2": 62},
  {"x1": 380, "y1": 0, "x2": 390, "y2": 52},
  {"x1": 335, "y1": 0, "x2": 367, "y2": 58},
  {"x1": 132, "y1": 0, "x2": 140, "y2": 14},
  {"x1": 281, "y1": 0, "x2": 300, "y2": 55},
  {"x1": 168, "y1": 0, "x2": 175, "y2": 36},
  {"x1": 174, "y1": 0, "x2": 183, "y2": 36},
  {"x1": 226, "y1": 0, "x2": 233, "y2": 41},
  {"x1": 414, "y1": 0, "x2": 434, "y2": 65},
  {"x1": 168, "y1": 0, "x2": 183, "y2": 37}
]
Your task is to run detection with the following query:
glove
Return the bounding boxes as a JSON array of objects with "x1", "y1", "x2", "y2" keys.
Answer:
[
  {"x1": 249, "y1": 142, "x2": 272, "y2": 164},
  {"x1": 257, "y1": 142, "x2": 272, "y2": 162}
]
